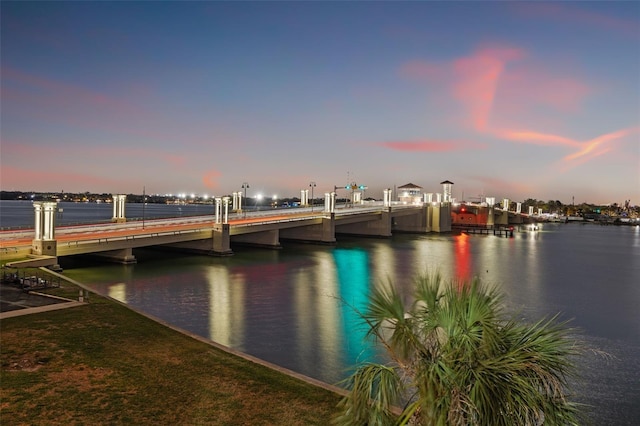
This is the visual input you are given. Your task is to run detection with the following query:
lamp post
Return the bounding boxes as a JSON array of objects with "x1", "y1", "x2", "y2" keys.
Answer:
[
  {"x1": 142, "y1": 186, "x2": 146, "y2": 229},
  {"x1": 242, "y1": 182, "x2": 249, "y2": 217},
  {"x1": 309, "y1": 181, "x2": 316, "y2": 211}
]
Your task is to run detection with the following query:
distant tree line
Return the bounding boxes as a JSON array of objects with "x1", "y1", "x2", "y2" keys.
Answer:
[
  {"x1": 518, "y1": 198, "x2": 637, "y2": 217},
  {"x1": 2, "y1": 191, "x2": 637, "y2": 217}
]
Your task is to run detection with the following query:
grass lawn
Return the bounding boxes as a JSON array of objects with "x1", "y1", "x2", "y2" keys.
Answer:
[{"x1": 1, "y1": 283, "x2": 342, "y2": 425}]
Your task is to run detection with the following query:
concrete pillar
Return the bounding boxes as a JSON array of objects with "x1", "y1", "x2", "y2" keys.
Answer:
[
  {"x1": 34, "y1": 202, "x2": 43, "y2": 240},
  {"x1": 383, "y1": 189, "x2": 392, "y2": 207},
  {"x1": 487, "y1": 206, "x2": 495, "y2": 226},
  {"x1": 232, "y1": 192, "x2": 239, "y2": 211},
  {"x1": 112, "y1": 194, "x2": 126, "y2": 223},
  {"x1": 213, "y1": 224, "x2": 232, "y2": 255},
  {"x1": 529, "y1": 206, "x2": 534, "y2": 215},
  {"x1": 96, "y1": 247, "x2": 137, "y2": 264},
  {"x1": 301, "y1": 189, "x2": 309, "y2": 206},
  {"x1": 215, "y1": 197, "x2": 222, "y2": 224},
  {"x1": 32, "y1": 201, "x2": 58, "y2": 256},
  {"x1": 42, "y1": 202, "x2": 56, "y2": 240},
  {"x1": 353, "y1": 191, "x2": 362, "y2": 204},
  {"x1": 502, "y1": 198, "x2": 510, "y2": 211},
  {"x1": 223, "y1": 197, "x2": 230, "y2": 223},
  {"x1": 516, "y1": 202, "x2": 522, "y2": 214},
  {"x1": 324, "y1": 192, "x2": 336, "y2": 213},
  {"x1": 436, "y1": 193, "x2": 442, "y2": 203}
]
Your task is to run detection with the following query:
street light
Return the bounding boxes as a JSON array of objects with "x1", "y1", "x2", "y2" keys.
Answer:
[
  {"x1": 309, "y1": 181, "x2": 316, "y2": 211},
  {"x1": 242, "y1": 182, "x2": 249, "y2": 217}
]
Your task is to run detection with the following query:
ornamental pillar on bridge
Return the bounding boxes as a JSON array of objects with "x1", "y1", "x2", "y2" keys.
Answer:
[
  {"x1": 383, "y1": 189, "x2": 393, "y2": 207},
  {"x1": 301, "y1": 189, "x2": 309, "y2": 206},
  {"x1": 32, "y1": 201, "x2": 57, "y2": 256},
  {"x1": 324, "y1": 192, "x2": 336, "y2": 213},
  {"x1": 215, "y1": 197, "x2": 231, "y2": 224},
  {"x1": 112, "y1": 194, "x2": 127, "y2": 223},
  {"x1": 232, "y1": 192, "x2": 240, "y2": 211}
]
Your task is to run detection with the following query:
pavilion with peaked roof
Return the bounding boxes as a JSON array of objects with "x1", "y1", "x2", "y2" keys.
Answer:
[{"x1": 397, "y1": 183, "x2": 423, "y2": 204}]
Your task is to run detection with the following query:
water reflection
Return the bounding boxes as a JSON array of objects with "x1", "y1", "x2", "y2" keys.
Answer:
[
  {"x1": 454, "y1": 233, "x2": 471, "y2": 282},
  {"x1": 207, "y1": 265, "x2": 245, "y2": 348},
  {"x1": 61, "y1": 224, "x2": 640, "y2": 424},
  {"x1": 333, "y1": 248, "x2": 373, "y2": 365}
]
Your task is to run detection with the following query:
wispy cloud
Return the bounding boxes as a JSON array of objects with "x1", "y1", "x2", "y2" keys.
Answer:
[
  {"x1": 451, "y1": 46, "x2": 525, "y2": 131},
  {"x1": 561, "y1": 127, "x2": 639, "y2": 166},
  {"x1": 380, "y1": 139, "x2": 486, "y2": 152},
  {"x1": 398, "y1": 45, "x2": 636, "y2": 170},
  {"x1": 494, "y1": 130, "x2": 580, "y2": 147}
]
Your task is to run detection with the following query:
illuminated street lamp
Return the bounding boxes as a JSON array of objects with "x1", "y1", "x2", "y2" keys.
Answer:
[
  {"x1": 309, "y1": 181, "x2": 316, "y2": 211},
  {"x1": 242, "y1": 182, "x2": 249, "y2": 217}
]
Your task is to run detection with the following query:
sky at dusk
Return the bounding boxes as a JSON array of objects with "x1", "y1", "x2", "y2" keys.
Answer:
[{"x1": 1, "y1": 1, "x2": 639, "y2": 205}]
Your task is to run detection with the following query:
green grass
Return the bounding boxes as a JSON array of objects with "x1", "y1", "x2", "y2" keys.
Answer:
[{"x1": 1, "y1": 290, "x2": 342, "y2": 425}]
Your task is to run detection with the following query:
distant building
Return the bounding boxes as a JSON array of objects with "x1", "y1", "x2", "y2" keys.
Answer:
[{"x1": 397, "y1": 183, "x2": 423, "y2": 204}]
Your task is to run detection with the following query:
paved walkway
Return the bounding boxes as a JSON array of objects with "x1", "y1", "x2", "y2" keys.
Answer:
[{"x1": 0, "y1": 283, "x2": 84, "y2": 319}]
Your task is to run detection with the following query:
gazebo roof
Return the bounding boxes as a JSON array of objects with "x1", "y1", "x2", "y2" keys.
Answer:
[
  {"x1": 440, "y1": 180, "x2": 454, "y2": 185},
  {"x1": 398, "y1": 183, "x2": 422, "y2": 189}
]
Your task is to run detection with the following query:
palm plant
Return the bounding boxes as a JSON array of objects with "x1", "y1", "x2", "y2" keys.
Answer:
[{"x1": 334, "y1": 273, "x2": 581, "y2": 426}]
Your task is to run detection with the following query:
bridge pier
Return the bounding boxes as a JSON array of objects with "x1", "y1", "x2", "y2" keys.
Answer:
[
  {"x1": 213, "y1": 224, "x2": 233, "y2": 255},
  {"x1": 92, "y1": 247, "x2": 137, "y2": 264},
  {"x1": 232, "y1": 229, "x2": 281, "y2": 249},
  {"x1": 430, "y1": 203, "x2": 452, "y2": 232},
  {"x1": 393, "y1": 206, "x2": 431, "y2": 233},
  {"x1": 280, "y1": 214, "x2": 336, "y2": 244},
  {"x1": 336, "y1": 210, "x2": 392, "y2": 237}
]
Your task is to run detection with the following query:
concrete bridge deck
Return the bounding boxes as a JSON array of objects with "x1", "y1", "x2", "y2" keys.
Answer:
[{"x1": 1, "y1": 202, "x2": 453, "y2": 264}]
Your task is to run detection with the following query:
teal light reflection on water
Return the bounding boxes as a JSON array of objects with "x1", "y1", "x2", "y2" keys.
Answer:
[{"x1": 333, "y1": 248, "x2": 375, "y2": 366}]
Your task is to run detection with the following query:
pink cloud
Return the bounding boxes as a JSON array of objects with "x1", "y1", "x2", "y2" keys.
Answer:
[
  {"x1": 494, "y1": 130, "x2": 580, "y2": 147},
  {"x1": 563, "y1": 127, "x2": 639, "y2": 164},
  {"x1": 397, "y1": 45, "x2": 635, "y2": 170},
  {"x1": 202, "y1": 170, "x2": 222, "y2": 189},
  {"x1": 499, "y1": 67, "x2": 590, "y2": 114},
  {"x1": 0, "y1": 165, "x2": 127, "y2": 191},
  {"x1": 380, "y1": 139, "x2": 486, "y2": 152},
  {"x1": 399, "y1": 46, "x2": 526, "y2": 132}
]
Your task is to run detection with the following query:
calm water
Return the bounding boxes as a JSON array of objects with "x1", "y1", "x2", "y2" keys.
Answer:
[{"x1": 2, "y1": 201, "x2": 639, "y2": 424}]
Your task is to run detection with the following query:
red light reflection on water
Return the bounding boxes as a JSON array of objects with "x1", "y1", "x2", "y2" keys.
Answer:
[{"x1": 454, "y1": 233, "x2": 472, "y2": 283}]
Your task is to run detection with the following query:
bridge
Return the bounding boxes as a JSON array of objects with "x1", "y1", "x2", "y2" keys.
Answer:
[
  {"x1": 1, "y1": 197, "x2": 455, "y2": 266},
  {"x1": 1, "y1": 186, "x2": 531, "y2": 268}
]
